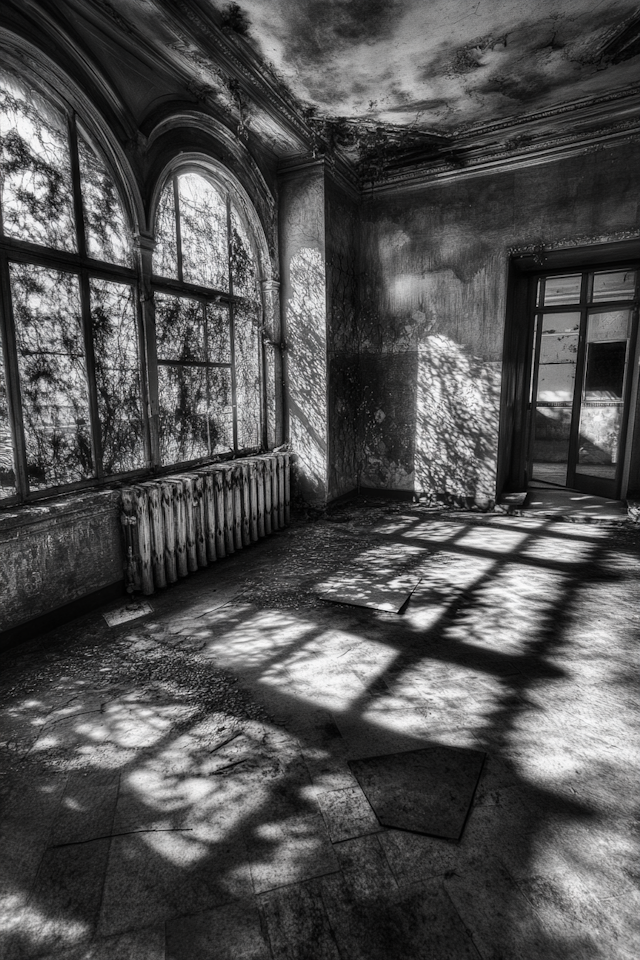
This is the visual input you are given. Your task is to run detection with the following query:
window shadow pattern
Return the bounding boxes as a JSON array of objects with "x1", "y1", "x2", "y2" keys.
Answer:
[{"x1": 1, "y1": 508, "x2": 639, "y2": 959}]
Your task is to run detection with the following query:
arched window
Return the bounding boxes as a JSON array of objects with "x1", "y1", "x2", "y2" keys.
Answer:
[
  {"x1": 151, "y1": 170, "x2": 264, "y2": 466},
  {"x1": 0, "y1": 68, "x2": 145, "y2": 501}
]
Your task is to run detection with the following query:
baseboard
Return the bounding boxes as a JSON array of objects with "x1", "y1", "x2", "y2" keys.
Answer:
[{"x1": 1, "y1": 581, "x2": 126, "y2": 653}]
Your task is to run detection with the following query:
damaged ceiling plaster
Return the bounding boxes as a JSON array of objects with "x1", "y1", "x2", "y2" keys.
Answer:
[{"x1": 56, "y1": 0, "x2": 640, "y2": 181}]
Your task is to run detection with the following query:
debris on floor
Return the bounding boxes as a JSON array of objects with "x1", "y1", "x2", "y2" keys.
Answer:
[
  {"x1": 103, "y1": 601, "x2": 153, "y2": 627},
  {"x1": 1, "y1": 500, "x2": 639, "y2": 960}
]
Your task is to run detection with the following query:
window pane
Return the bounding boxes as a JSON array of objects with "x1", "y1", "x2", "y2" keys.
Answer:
[
  {"x1": 178, "y1": 173, "x2": 228, "y2": 290},
  {"x1": 592, "y1": 270, "x2": 636, "y2": 303},
  {"x1": 541, "y1": 312, "x2": 580, "y2": 334},
  {"x1": 536, "y1": 362, "x2": 576, "y2": 403},
  {"x1": 230, "y1": 205, "x2": 258, "y2": 297},
  {"x1": 10, "y1": 263, "x2": 92, "y2": 489},
  {"x1": 158, "y1": 365, "x2": 232, "y2": 464},
  {"x1": 208, "y1": 368, "x2": 234, "y2": 453},
  {"x1": 90, "y1": 279, "x2": 145, "y2": 473},
  {"x1": 0, "y1": 71, "x2": 76, "y2": 252},
  {"x1": 78, "y1": 127, "x2": 130, "y2": 265},
  {"x1": 155, "y1": 293, "x2": 204, "y2": 362},
  {"x1": 234, "y1": 302, "x2": 262, "y2": 450},
  {"x1": 583, "y1": 341, "x2": 627, "y2": 401},
  {"x1": 542, "y1": 275, "x2": 582, "y2": 306},
  {"x1": 533, "y1": 406, "x2": 571, "y2": 466},
  {"x1": 587, "y1": 309, "x2": 630, "y2": 342},
  {"x1": 0, "y1": 337, "x2": 16, "y2": 498},
  {"x1": 578, "y1": 405, "x2": 622, "y2": 469},
  {"x1": 206, "y1": 303, "x2": 231, "y2": 363},
  {"x1": 153, "y1": 181, "x2": 178, "y2": 279}
]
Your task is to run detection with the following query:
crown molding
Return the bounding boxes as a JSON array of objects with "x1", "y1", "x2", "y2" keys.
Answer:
[
  {"x1": 155, "y1": 0, "x2": 314, "y2": 153},
  {"x1": 278, "y1": 152, "x2": 360, "y2": 201},
  {"x1": 364, "y1": 88, "x2": 640, "y2": 195}
]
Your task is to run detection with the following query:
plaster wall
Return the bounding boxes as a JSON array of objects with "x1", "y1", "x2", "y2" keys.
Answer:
[
  {"x1": 0, "y1": 491, "x2": 123, "y2": 636},
  {"x1": 279, "y1": 167, "x2": 328, "y2": 505},
  {"x1": 359, "y1": 139, "x2": 640, "y2": 503},
  {"x1": 326, "y1": 176, "x2": 360, "y2": 500}
]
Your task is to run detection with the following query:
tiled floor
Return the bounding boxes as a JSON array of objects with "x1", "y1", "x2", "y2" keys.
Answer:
[{"x1": 1, "y1": 503, "x2": 639, "y2": 959}]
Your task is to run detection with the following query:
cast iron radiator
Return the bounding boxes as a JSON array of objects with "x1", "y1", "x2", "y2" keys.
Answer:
[{"x1": 120, "y1": 453, "x2": 290, "y2": 595}]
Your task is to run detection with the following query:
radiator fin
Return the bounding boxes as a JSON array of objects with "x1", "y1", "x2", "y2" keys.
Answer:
[{"x1": 120, "y1": 454, "x2": 290, "y2": 595}]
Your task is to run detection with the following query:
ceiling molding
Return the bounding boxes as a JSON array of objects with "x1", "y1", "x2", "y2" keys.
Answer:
[
  {"x1": 363, "y1": 88, "x2": 640, "y2": 195},
  {"x1": 154, "y1": 0, "x2": 314, "y2": 153}
]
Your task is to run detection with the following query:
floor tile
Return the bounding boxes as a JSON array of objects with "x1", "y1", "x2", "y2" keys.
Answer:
[
  {"x1": 259, "y1": 882, "x2": 340, "y2": 960},
  {"x1": 166, "y1": 901, "x2": 270, "y2": 960}
]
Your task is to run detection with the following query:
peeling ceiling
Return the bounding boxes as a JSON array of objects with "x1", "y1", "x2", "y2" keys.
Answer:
[
  {"x1": 234, "y1": 0, "x2": 640, "y2": 132},
  {"x1": 8, "y1": 0, "x2": 639, "y2": 180}
]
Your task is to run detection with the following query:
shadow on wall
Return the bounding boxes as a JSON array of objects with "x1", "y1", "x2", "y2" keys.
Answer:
[
  {"x1": 415, "y1": 333, "x2": 501, "y2": 507},
  {"x1": 286, "y1": 247, "x2": 327, "y2": 504}
]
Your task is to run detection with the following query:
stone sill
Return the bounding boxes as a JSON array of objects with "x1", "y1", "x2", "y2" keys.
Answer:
[{"x1": 0, "y1": 489, "x2": 121, "y2": 539}]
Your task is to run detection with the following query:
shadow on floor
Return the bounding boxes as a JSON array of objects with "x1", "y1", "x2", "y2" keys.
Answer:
[{"x1": 1, "y1": 504, "x2": 639, "y2": 959}]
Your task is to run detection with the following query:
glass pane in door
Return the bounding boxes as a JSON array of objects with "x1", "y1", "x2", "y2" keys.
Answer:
[
  {"x1": 531, "y1": 312, "x2": 579, "y2": 485},
  {"x1": 575, "y1": 309, "x2": 631, "y2": 481}
]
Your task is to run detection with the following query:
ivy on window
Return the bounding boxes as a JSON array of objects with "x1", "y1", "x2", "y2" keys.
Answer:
[{"x1": 0, "y1": 73, "x2": 76, "y2": 252}]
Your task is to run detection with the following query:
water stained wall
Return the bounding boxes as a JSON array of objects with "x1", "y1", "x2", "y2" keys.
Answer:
[
  {"x1": 325, "y1": 176, "x2": 360, "y2": 500},
  {"x1": 359, "y1": 138, "x2": 640, "y2": 504}
]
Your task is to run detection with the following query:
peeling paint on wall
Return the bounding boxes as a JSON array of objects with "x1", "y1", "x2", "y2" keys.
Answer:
[{"x1": 0, "y1": 492, "x2": 123, "y2": 633}]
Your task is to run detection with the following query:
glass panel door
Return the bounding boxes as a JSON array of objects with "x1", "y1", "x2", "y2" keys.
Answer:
[
  {"x1": 575, "y1": 309, "x2": 631, "y2": 486},
  {"x1": 528, "y1": 266, "x2": 638, "y2": 498}
]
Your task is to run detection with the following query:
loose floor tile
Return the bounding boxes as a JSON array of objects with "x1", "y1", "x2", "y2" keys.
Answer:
[
  {"x1": 349, "y1": 745, "x2": 485, "y2": 839},
  {"x1": 98, "y1": 830, "x2": 251, "y2": 937}
]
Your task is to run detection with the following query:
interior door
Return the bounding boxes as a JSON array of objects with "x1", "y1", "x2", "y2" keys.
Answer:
[{"x1": 529, "y1": 266, "x2": 639, "y2": 498}]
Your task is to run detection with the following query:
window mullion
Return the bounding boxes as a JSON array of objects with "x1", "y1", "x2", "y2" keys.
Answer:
[
  {"x1": 78, "y1": 269, "x2": 104, "y2": 478},
  {"x1": 0, "y1": 252, "x2": 29, "y2": 499},
  {"x1": 227, "y1": 195, "x2": 238, "y2": 453},
  {"x1": 173, "y1": 177, "x2": 184, "y2": 283},
  {"x1": 68, "y1": 113, "x2": 87, "y2": 259}
]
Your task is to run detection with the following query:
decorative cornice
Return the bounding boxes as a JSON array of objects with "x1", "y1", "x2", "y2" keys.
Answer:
[
  {"x1": 365, "y1": 116, "x2": 640, "y2": 196},
  {"x1": 508, "y1": 231, "x2": 640, "y2": 258},
  {"x1": 157, "y1": 0, "x2": 314, "y2": 151}
]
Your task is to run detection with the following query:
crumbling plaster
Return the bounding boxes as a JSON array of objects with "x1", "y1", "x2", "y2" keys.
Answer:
[{"x1": 358, "y1": 138, "x2": 640, "y2": 503}]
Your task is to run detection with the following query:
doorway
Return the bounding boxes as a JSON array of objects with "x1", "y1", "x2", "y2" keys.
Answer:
[{"x1": 528, "y1": 265, "x2": 639, "y2": 499}]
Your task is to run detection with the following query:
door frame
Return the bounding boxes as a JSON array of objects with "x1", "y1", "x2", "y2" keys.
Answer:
[{"x1": 498, "y1": 239, "x2": 640, "y2": 499}]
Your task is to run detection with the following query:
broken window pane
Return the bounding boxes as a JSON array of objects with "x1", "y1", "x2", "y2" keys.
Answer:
[
  {"x1": 230, "y1": 205, "x2": 258, "y2": 298},
  {"x1": 178, "y1": 173, "x2": 228, "y2": 290},
  {"x1": 155, "y1": 293, "x2": 205, "y2": 362},
  {"x1": 234, "y1": 302, "x2": 262, "y2": 450},
  {"x1": 90, "y1": 279, "x2": 144, "y2": 473},
  {"x1": 153, "y1": 180, "x2": 178, "y2": 279},
  {"x1": 0, "y1": 71, "x2": 76, "y2": 252},
  {"x1": 206, "y1": 302, "x2": 231, "y2": 363},
  {"x1": 0, "y1": 337, "x2": 16, "y2": 498},
  {"x1": 10, "y1": 263, "x2": 92, "y2": 489},
  {"x1": 158, "y1": 364, "x2": 232, "y2": 464},
  {"x1": 78, "y1": 126, "x2": 131, "y2": 265}
]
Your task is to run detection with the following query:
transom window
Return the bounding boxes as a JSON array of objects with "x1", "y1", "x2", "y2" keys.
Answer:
[{"x1": 0, "y1": 69, "x2": 267, "y2": 504}]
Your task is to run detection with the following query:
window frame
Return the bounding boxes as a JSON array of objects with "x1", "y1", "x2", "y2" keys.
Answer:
[
  {"x1": 0, "y1": 79, "x2": 149, "y2": 504},
  {"x1": 149, "y1": 167, "x2": 267, "y2": 468}
]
